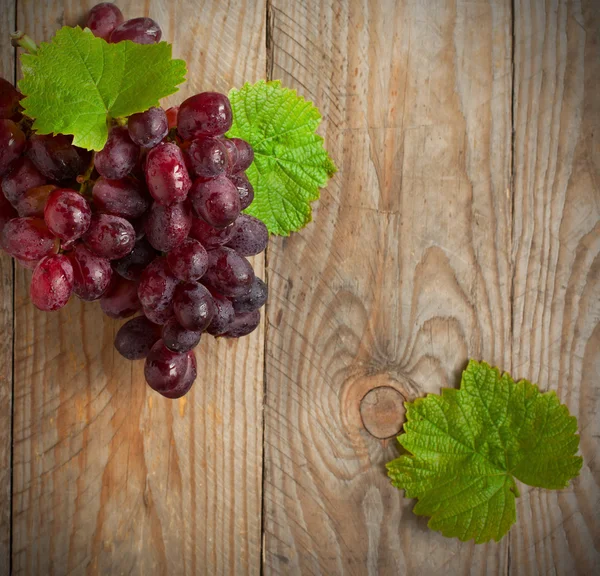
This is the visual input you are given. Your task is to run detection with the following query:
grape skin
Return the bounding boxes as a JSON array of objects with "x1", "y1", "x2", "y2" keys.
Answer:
[
  {"x1": 166, "y1": 238, "x2": 208, "y2": 282},
  {"x1": 28, "y1": 134, "x2": 83, "y2": 181},
  {"x1": 231, "y1": 277, "x2": 267, "y2": 313},
  {"x1": 173, "y1": 282, "x2": 215, "y2": 332},
  {"x1": 83, "y1": 213, "x2": 135, "y2": 260},
  {"x1": 144, "y1": 341, "x2": 196, "y2": 399},
  {"x1": 114, "y1": 316, "x2": 161, "y2": 360},
  {"x1": 30, "y1": 254, "x2": 74, "y2": 311},
  {"x1": 206, "y1": 290, "x2": 235, "y2": 336},
  {"x1": 2, "y1": 217, "x2": 56, "y2": 261},
  {"x1": 128, "y1": 107, "x2": 168, "y2": 148},
  {"x1": 137, "y1": 256, "x2": 178, "y2": 314},
  {"x1": 110, "y1": 17, "x2": 162, "y2": 45},
  {"x1": 92, "y1": 177, "x2": 150, "y2": 220},
  {"x1": 177, "y1": 92, "x2": 233, "y2": 140},
  {"x1": 44, "y1": 188, "x2": 92, "y2": 242},
  {"x1": 203, "y1": 246, "x2": 254, "y2": 298},
  {"x1": 189, "y1": 174, "x2": 240, "y2": 228},
  {"x1": 229, "y1": 172, "x2": 254, "y2": 211},
  {"x1": 86, "y1": 2, "x2": 124, "y2": 40},
  {"x1": 113, "y1": 237, "x2": 157, "y2": 281},
  {"x1": 224, "y1": 310, "x2": 261, "y2": 338},
  {"x1": 187, "y1": 137, "x2": 228, "y2": 179},
  {"x1": 145, "y1": 142, "x2": 192, "y2": 205},
  {"x1": 162, "y1": 317, "x2": 201, "y2": 353},
  {"x1": 68, "y1": 243, "x2": 113, "y2": 301},
  {"x1": 144, "y1": 200, "x2": 192, "y2": 252},
  {"x1": 100, "y1": 276, "x2": 141, "y2": 319},
  {"x1": 188, "y1": 217, "x2": 235, "y2": 248},
  {"x1": 17, "y1": 185, "x2": 57, "y2": 218},
  {"x1": 94, "y1": 127, "x2": 140, "y2": 180},
  {"x1": 2, "y1": 157, "x2": 46, "y2": 207}
]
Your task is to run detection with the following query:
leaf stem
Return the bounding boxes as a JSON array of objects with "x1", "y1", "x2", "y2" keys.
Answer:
[{"x1": 10, "y1": 31, "x2": 38, "y2": 54}]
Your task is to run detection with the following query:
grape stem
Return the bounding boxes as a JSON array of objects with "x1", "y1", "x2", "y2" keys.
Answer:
[
  {"x1": 77, "y1": 152, "x2": 96, "y2": 197},
  {"x1": 10, "y1": 31, "x2": 38, "y2": 54}
]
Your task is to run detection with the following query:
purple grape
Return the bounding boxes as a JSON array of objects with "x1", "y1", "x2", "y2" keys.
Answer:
[
  {"x1": 137, "y1": 256, "x2": 177, "y2": 313},
  {"x1": 110, "y1": 17, "x2": 162, "y2": 44},
  {"x1": 202, "y1": 246, "x2": 254, "y2": 298},
  {"x1": 188, "y1": 217, "x2": 235, "y2": 248},
  {"x1": 0, "y1": 78, "x2": 22, "y2": 120},
  {"x1": 144, "y1": 341, "x2": 196, "y2": 398},
  {"x1": 92, "y1": 176, "x2": 150, "y2": 219},
  {"x1": 44, "y1": 188, "x2": 92, "y2": 242},
  {"x1": 224, "y1": 310, "x2": 261, "y2": 338},
  {"x1": 68, "y1": 243, "x2": 113, "y2": 301},
  {"x1": 1, "y1": 217, "x2": 56, "y2": 260},
  {"x1": 30, "y1": 254, "x2": 73, "y2": 311},
  {"x1": 83, "y1": 213, "x2": 135, "y2": 259},
  {"x1": 114, "y1": 316, "x2": 162, "y2": 360},
  {"x1": 177, "y1": 92, "x2": 233, "y2": 140},
  {"x1": 0, "y1": 120, "x2": 26, "y2": 177},
  {"x1": 189, "y1": 175, "x2": 240, "y2": 228},
  {"x1": 166, "y1": 238, "x2": 208, "y2": 282},
  {"x1": 28, "y1": 134, "x2": 83, "y2": 181},
  {"x1": 1, "y1": 157, "x2": 46, "y2": 207},
  {"x1": 86, "y1": 3, "x2": 124, "y2": 40},
  {"x1": 229, "y1": 138, "x2": 254, "y2": 173},
  {"x1": 173, "y1": 282, "x2": 215, "y2": 331},
  {"x1": 221, "y1": 138, "x2": 238, "y2": 168},
  {"x1": 94, "y1": 126, "x2": 139, "y2": 180},
  {"x1": 231, "y1": 277, "x2": 267, "y2": 313},
  {"x1": 229, "y1": 172, "x2": 254, "y2": 210},
  {"x1": 161, "y1": 317, "x2": 201, "y2": 353},
  {"x1": 144, "y1": 201, "x2": 192, "y2": 252},
  {"x1": 166, "y1": 106, "x2": 179, "y2": 130},
  {"x1": 143, "y1": 304, "x2": 174, "y2": 325},
  {"x1": 226, "y1": 214, "x2": 268, "y2": 256},
  {"x1": 16, "y1": 185, "x2": 56, "y2": 218},
  {"x1": 187, "y1": 137, "x2": 228, "y2": 179},
  {"x1": 113, "y1": 237, "x2": 157, "y2": 281},
  {"x1": 128, "y1": 107, "x2": 168, "y2": 148},
  {"x1": 145, "y1": 142, "x2": 191, "y2": 205},
  {"x1": 206, "y1": 291, "x2": 234, "y2": 336},
  {"x1": 100, "y1": 276, "x2": 141, "y2": 319}
]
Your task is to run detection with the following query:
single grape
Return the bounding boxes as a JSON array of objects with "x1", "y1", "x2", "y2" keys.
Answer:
[
  {"x1": 206, "y1": 290, "x2": 234, "y2": 336},
  {"x1": 113, "y1": 237, "x2": 157, "y2": 281},
  {"x1": 16, "y1": 185, "x2": 56, "y2": 218},
  {"x1": 231, "y1": 276, "x2": 267, "y2": 313},
  {"x1": 188, "y1": 217, "x2": 235, "y2": 248},
  {"x1": 30, "y1": 254, "x2": 74, "y2": 311},
  {"x1": 177, "y1": 92, "x2": 233, "y2": 140},
  {"x1": 1, "y1": 157, "x2": 46, "y2": 207},
  {"x1": 221, "y1": 138, "x2": 238, "y2": 168},
  {"x1": 68, "y1": 243, "x2": 113, "y2": 301},
  {"x1": 92, "y1": 177, "x2": 150, "y2": 219},
  {"x1": 224, "y1": 310, "x2": 261, "y2": 338},
  {"x1": 110, "y1": 17, "x2": 162, "y2": 44},
  {"x1": 1, "y1": 217, "x2": 56, "y2": 260},
  {"x1": 189, "y1": 174, "x2": 240, "y2": 228},
  {"x1": 143, "y1": 304, "x2": 174, "y2": 325},
  {"x1": 226, "y1": 213, "x2": 268, "y2": 256},
  {"x1": 173, "y1": 282, "x2": 215, "y2": 331},
  {"x1": 145, "y1": 142, "x2": 191, "y2": 205},
  {"x1": 83, "y1": 213, "x2": 135, "y2": 259},
  {"x1": 44, "y1": 188, "x2": 92, "y2": 242},
  {"x1": 229, "y1": 172, "x2": 254, "y2": 210},
  {"x1": 28, "y1": 134, "x2": 83, "y2": 181},
  {"x1": 94, "y1": 126, "x2": 139, "y2": 180},
  {"x1": 100, "y1": 276, "x2": 141, "y2": 319},
  {"x1": 144, "y1": 201, "x2": 192, "y2": 252},
  {"x1": 114, "y1": 316, "x2": 162, "y2": 360},
  {"x1": 86, "y1": 2, "x2": 124, "y2": 40},
  {"x1": 229, "y1": 138, "x2": 254, "y2": 173},
  {"x1": 165, "y1": 106, "x2": 179, "y2": 130},
  {"x1": 0, "y1": 193, "x2": 18, "y2": 248},
  {"x1": 187, "y1": 137, "x2": 228, "y2": 179},
  {"x1": 161, "y1": 317, "x2": 201, "y2": 353},
  {"x1": 144, "y1": 341, "x2": 196, "y2": 399},
  {"x1": 0, "y1": 120, "x2": 26, "y2": 177},
  {"x1": 166, "y1": 238, "x2": 208, "y2": 282},
  {"x1": 0, "y1": 78, "x2": 22, "y2": 120},
  {"x1": 202, "y1": 246, "x2": 254, "y2": 298},
  {"x1": 128, "y1": 107, "x2": 168, "y2": 148},
  {"x1": 137, "y1": 256, "x2": 177, "y2": 313}
]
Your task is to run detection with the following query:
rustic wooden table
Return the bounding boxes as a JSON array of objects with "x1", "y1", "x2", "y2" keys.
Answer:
[{"x1": 0, "y1": 0, "x2": 598, "y2": 574}]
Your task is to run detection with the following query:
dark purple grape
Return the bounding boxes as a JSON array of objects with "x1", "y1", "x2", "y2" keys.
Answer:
[
  {"x1": 113, "y1": 237, "x2": 157, "y2": 281},
  {"x1": 202, "y1": 246, "x2": 254, "y2": 298},
  {"x1": 144, "y1": 201, "x2": 192, "y2": 252},
  {"x1": 44, "y1": 188, "x2": 92, "y2": 242},
  {"x1": 68, "y1": 243, "x2": 113, "y2": 301},
  {"x1": 137, "y1": 256, "x2": 177, "y2": 313},
  {"x1": 30, "y1": 254, "x2": 73, "y2": 311},
  {"x1": 224, "y1": 310, "x2": 261, "y2": 338},
  {"x1": 143, "y1": 304, "x2": 174, "y2": 325},
  {"x1": 28, "y1": 134, "x2": 83, "y2": 181},
  {"x1": 100, "y1": 276, "x2": 141, "y2": 319},
  {"x1": 173, "y1": 282, "x2": 215, "y2": 331},
  {"x1": 226, "y1": 214, "x2": 268, "y2": 256},
  {"x1": 231, "y1": 277, "x2": 267, "y2": 313},
  {"x1": 221, "y1": 138, "x2": 238, "y2": 168},
  {"x1": 92, "y1": 177, "x2": 150, "y2": 219},
  {"x1": 145, "y1": 142, "x2": 191, "y2": 205},
  {"x1": 166, "y1": 106, "x2": 179, "y2": 130},
  {"x1": 2, "y1": 217, "x2": 56, "y2": 260},
  {"x1": 144, "y1": 341, "x2": 196, "y2": 398},
  {"x1": 128, "y1": 107, "x2": 168, "y2": 148},
  {"x1": 0, "y1": 192, "x2": 18, "y2": 246},
  {"x1": 229, "y1": 138, "x2": 254, "y2": 173},
  {"x1": 131, "y1": 216, "x2": 146, "y2": 240},
  {"x1": 83, "y1": 213, "x2": 135, "y2": 259},
  {"x1": 206, "y1": 290, "x2": 234, "y2": 336},
  {"x1": 0, "y1": 120, "x2": 26, "y2": 177},
  {"x1": 114, "y1": 316, "x2": 162, "y2": 360},
  {"x1": 1, "y1": 157, "x2": 46, "y2": 207},
  {"x1": 188, "y1": 217, "x2": 235, "y2": 248},
  {"x1": 189, "y1": 175, "x2": 240, "y2": 228},
  {"x1": 110, "y1": 17, "x2": 162, "y2": 44},
  {"x1": 177, "y1": 92, "x2": 233, "y2": 140},
  {"x1": 166, "y1": 238, "x2": 208, "y2": 282},
  {"x1": 86, "y1": 2, "x2": 124, "y2": 40},
  {"x1": 187, "y1": 137, "x2": 228, "y2": 179},
  {"x1": 16, "y1": 185, "x2": 56, "y2": 218},
  {"x1": 94, "y1": 126, "x2": 139, "y2": 180},
  {"x1": 229, "y1": 172, "x2": 254, "y2": 210},
  {"x1": 0, "y1": 78, "x2": 22, "y2": 120},
  {"x1": 161, "y1": 317, "x2": 201, "y2": 353}
]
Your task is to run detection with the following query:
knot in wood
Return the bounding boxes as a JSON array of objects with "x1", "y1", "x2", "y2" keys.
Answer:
[{"x1": 359, "y1": 386, "x2": 406, "y2": 439}]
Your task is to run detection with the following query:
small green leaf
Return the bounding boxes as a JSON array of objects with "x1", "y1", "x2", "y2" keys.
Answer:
[
  {"x1": 227, "y1": 80, "x2": 336, "y2": 236},
  {"x1": 19, "y1": 26, "x2": 186, "y2": 151},
  {"x1": 387, "y1": 360, "x2": 583, "y2": 543}
]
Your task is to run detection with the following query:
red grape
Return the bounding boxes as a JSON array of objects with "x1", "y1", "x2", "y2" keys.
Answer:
[
  {"x1": 187, "y1": 137, "x2": 228, "y2": 179},
  {"x1": 44, "y1": 188, "x2": 92, "y2": 242},
  {"x1": 231, "y1": 276, "x2": 267, "y2": 313},
  {"x1": 1, "y1": 157, "x2": 46, "y2": 207},
  {"x1": 166, "y1": 238, "x2": 208, "y2": 282},
  {"x1": 177, "y1": 92, "x2": 233, "y2": 140},
  {"x1": 110, "y1": 17, "x2": 162, "y2": 44},
  {"x1": 206, "y1": 290, "x2": 234, "y2": 336},
  {"x1": 144, "y1": 341, "x2": 196, "y2": 399},
  {"x1": 137, "y1": 256, "x2": 177, "y2": 313},
  {"x1": 68, "y1": 243, "x2": 113, "y2": 301},
  {"x1": 0, "y1": 120, "x2": 26, "y2": 177},
  {"x1": 128, "y1": 107, "x2": 168, "y2": 148},
  {"x1": 0, "y1": 193, "x2": 17, "y2": 245},
  {"x1": 16, "y1": 185, "x2": 56, "y2": 218},
  {"x1": 28, "y1": 134, "x2": 83, "y2": 181},
  {"x1": 161, "y1": 317, "x2": 201, "y2": 353},
  {"x1": 143, "y1": 304, "x2": 174, "y2": 325},
  {"x1": 92, "y1": 177, "x2": 150, "y2": 219},
  {"x1": 189, "y1": 175, "x2": 240, "y2": 228},
  {"x1": 229, "y1": 138, "x2": 254, "y2": 173},
  {"x1": 221, "y1": 138, "x2": 238, "y2": 168},
  {"x1": 83, "y1": 213, "x2": 135, "y2": 259},
  {"x1": 202, "y1": 246, "x2": 254, "y2": 297},
  {"x1": 94, "y1": 126, "x2": 139, "y2": 180},
  {"x1": 173, "y1": 282, "x2": 215, "y2": 331},
  {"x1": 2, "y1": 217, "x2": 56, "y2": 260},
  {"x1": 229, "y1": 172, "x2": 254, "y2": 210},
  {"x1": 145, "y1": 142, "x2": 191, "y2": 205},
  {"x1": 224, "y1": 310, "x2": 261, "y2": 338},
  {"x1": 113, "y1": 237, "x2": 157, "y2": 281},
  {"x1": 0, "y1": 78, "x2": 22, "y2": 120},
  {"x1": 188, "y1": 217, "x2": 235, "y2": 248},
  {"x1": 226, "y1": 213, "x2": 268, "y2": 256},
  {"x1": 100, "y1": 276, "x2": 141, "y2": 319},
  {"x1": 145, "y1": 201, "x2": 192, "y2": 252},
  {"x1": 114, "y1": 316, "x2": 161, "y2": 360},
  {"x1": 166, "y1": 106, "x2": 179, "y2": 130},
  {"x1": 86, "y1": 2, "x2": 124, "y2": 40},
  {"x1": 30, "y1": 254, "x2": 74, "y2": 311}
]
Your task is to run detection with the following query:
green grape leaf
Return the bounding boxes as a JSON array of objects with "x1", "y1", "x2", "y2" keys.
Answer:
[
  {"x1": 18, "y1": 26, "x2": 186, "y2": 151},
  {"x1": 387, "y1": 360, "x2": 583, "y2": 544},
  {"x1": 227, "y1": 80, "x2": 337, "y2": 236}
]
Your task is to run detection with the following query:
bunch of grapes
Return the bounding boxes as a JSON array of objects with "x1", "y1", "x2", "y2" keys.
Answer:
[{"x1": 0, "y1": 3, "x2": 268, "y2": 399}]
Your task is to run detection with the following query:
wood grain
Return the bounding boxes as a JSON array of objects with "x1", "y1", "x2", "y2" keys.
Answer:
[
  {"x1": 11, "y1": 1, "x2": 266, "y2": 574},
  {"x1": 264, "y1": 0, "x2": 513, "y2": 574},
  {"x1": 511, "y1": 0, "x2": 600, "y2": 573}
]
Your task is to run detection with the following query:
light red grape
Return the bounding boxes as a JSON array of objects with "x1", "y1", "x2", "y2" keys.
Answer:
[
  {"x1": 68, "y1": 243, "x2": 113, "y2": 301},
  {"x1": 110, "y1": 17, "x2": 162, "y2": 44},
  {"x1": 44, "y1": 188, "x2": 92, "y2": 242},
  {"x1": 145, "y1": 142, "x2": 191, "y2": 205},
  {"x1": 83, "y1": 213, "x2": 135, "y2": 259},
  {"x1": 2, "y1": 217, "x2": 56, "y2": 260},
  {"x1": 177, "y1": 92, "x2": 233, "y2": 140},
  {"x1": 86, "y1": 2, "x2": 124, "y2": 40},
  {"x1": 30, "y1": 254, "x2": 74, "y2": 311},
  {"x1": 166, "y1": 238, "x2": 208, "y2": 281}
]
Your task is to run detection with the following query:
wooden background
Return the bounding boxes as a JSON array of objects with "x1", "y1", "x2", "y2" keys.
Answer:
[{"x1": 0, "y1": 0, "x2": 598, "y2": 574}]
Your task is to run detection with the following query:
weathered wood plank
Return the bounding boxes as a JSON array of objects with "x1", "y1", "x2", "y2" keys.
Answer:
[
  {"x1": 264, "y1": 0, "x2": 513, "y2": 573},
  {"x1": 11, "y1": 1, "x2": 266, "y2": 574},
  {"x1": 511, "y1": 0, "x2": 600, "y2": 573}
]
